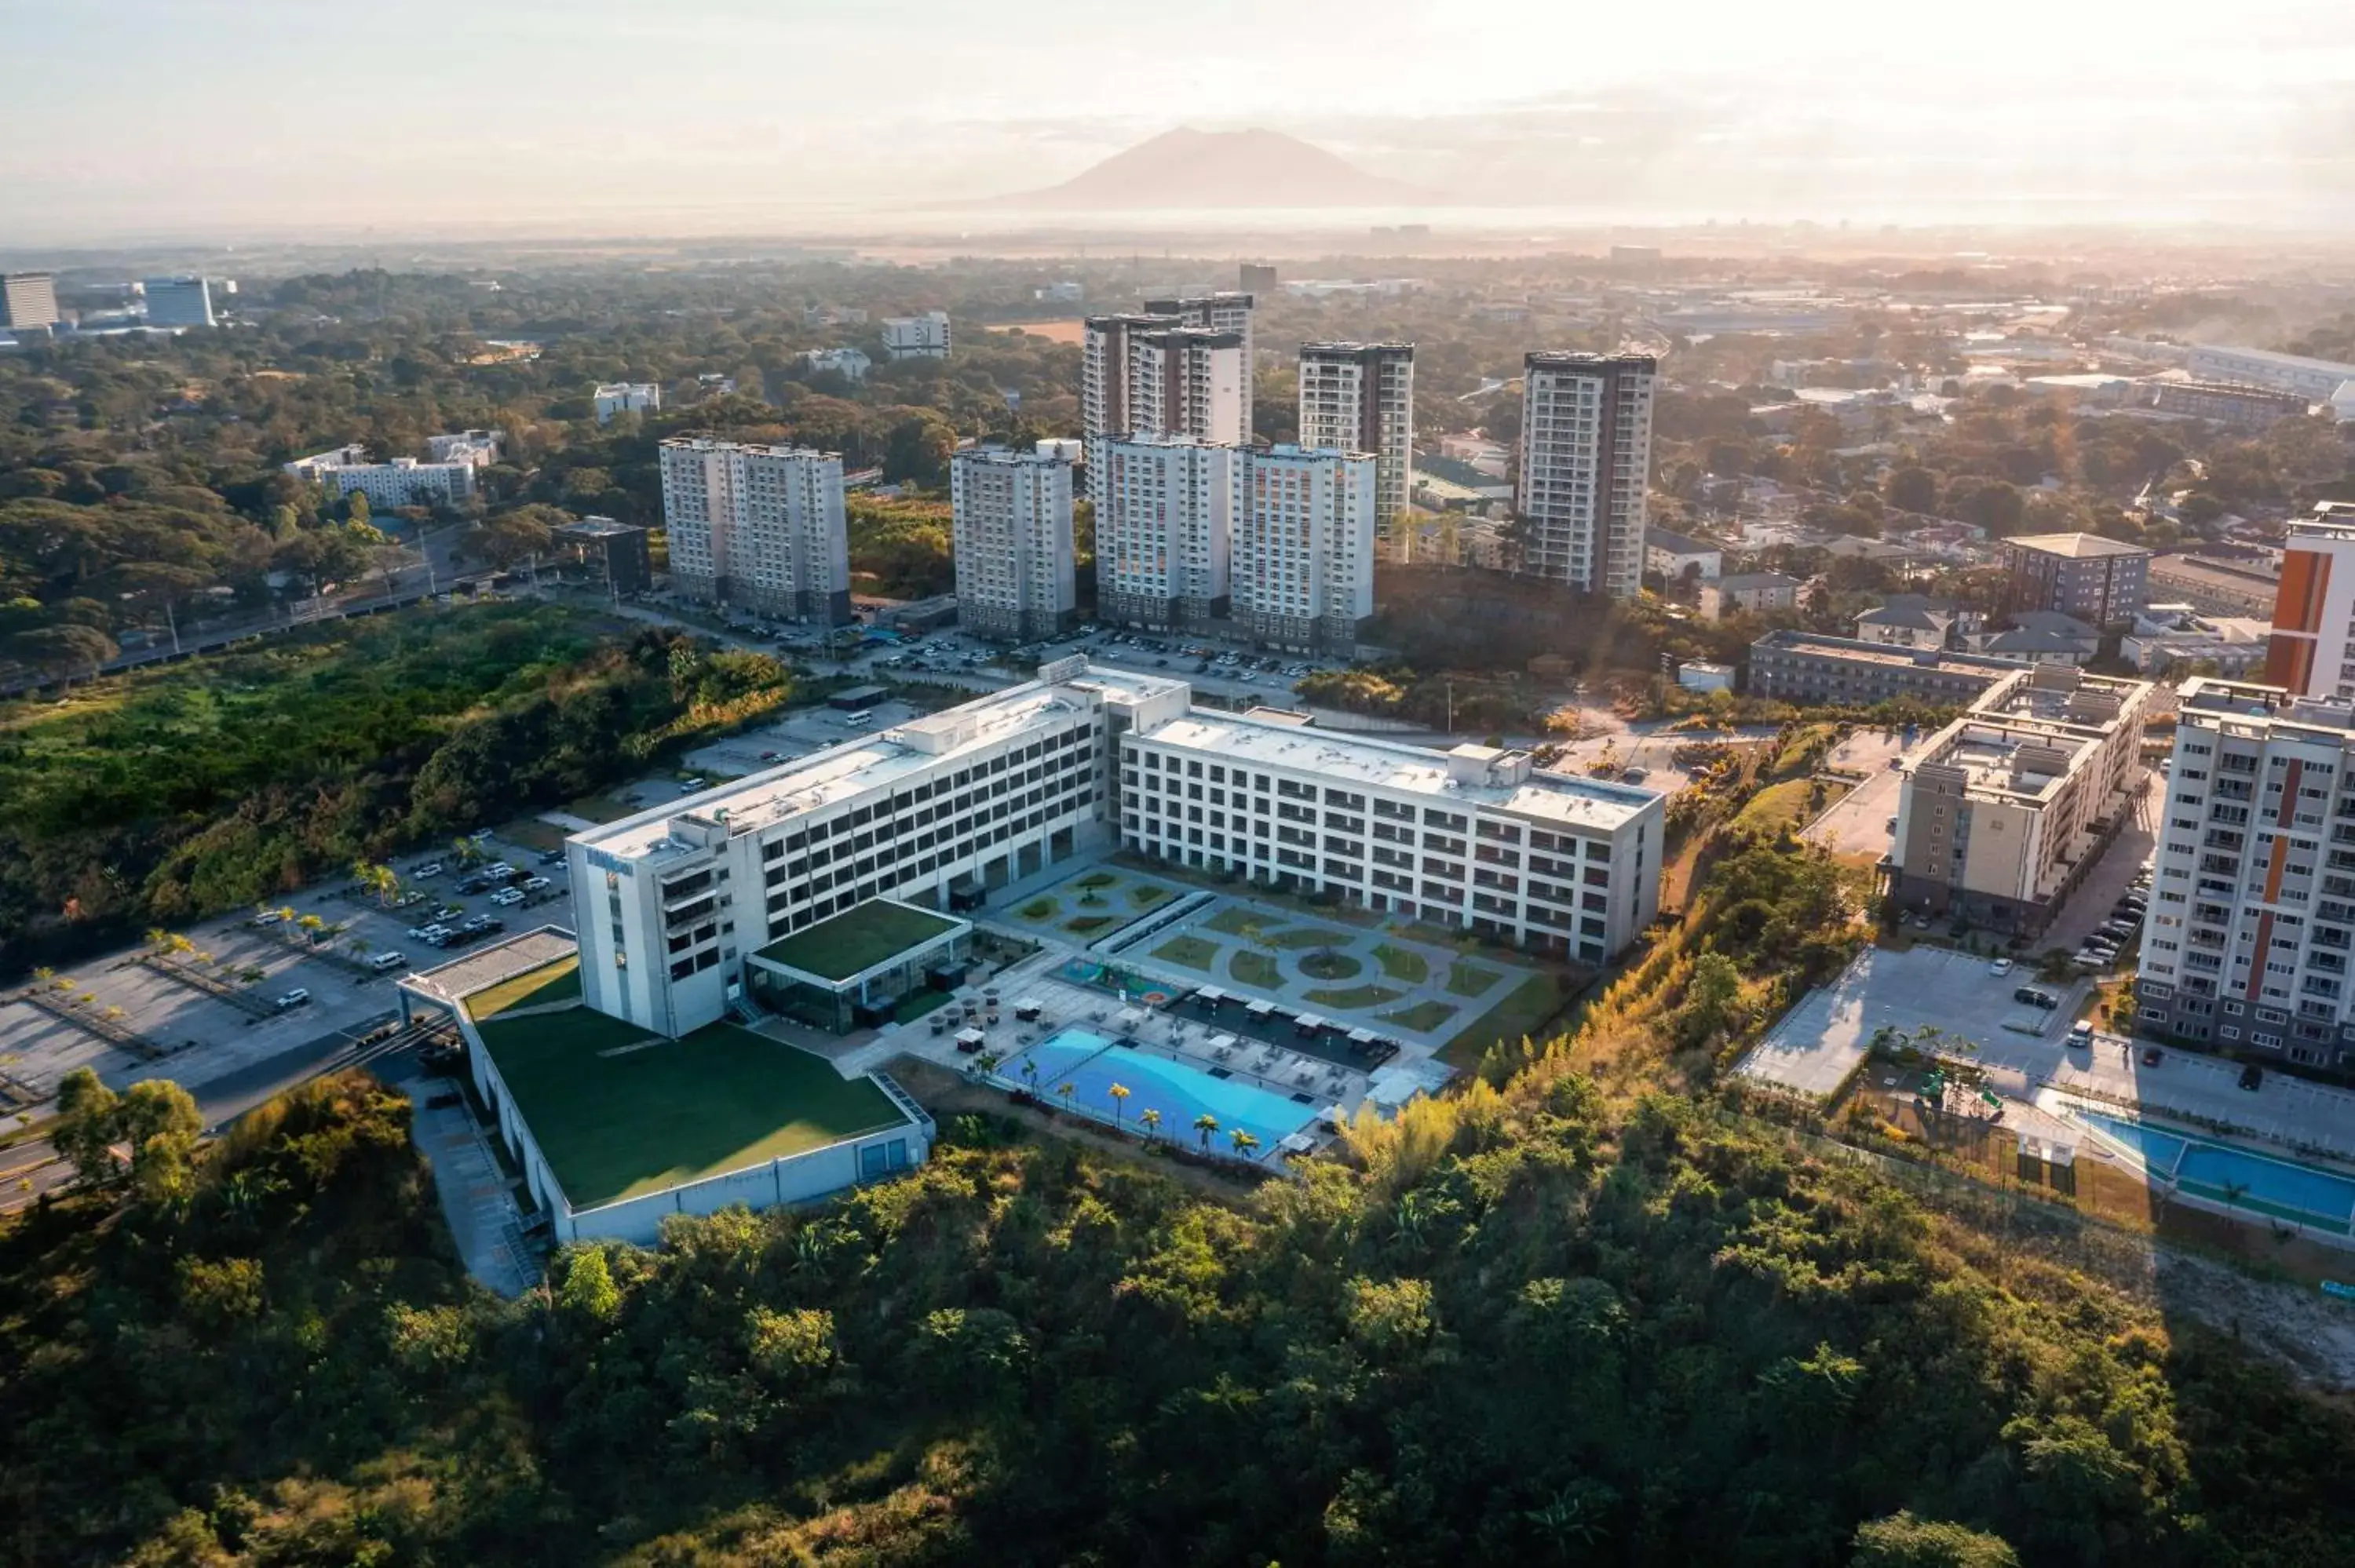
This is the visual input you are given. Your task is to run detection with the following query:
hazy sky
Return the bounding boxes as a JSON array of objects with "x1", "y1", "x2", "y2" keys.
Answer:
[{"x1": 5, "y1": 0, "x2": 2353, "y2": 239}]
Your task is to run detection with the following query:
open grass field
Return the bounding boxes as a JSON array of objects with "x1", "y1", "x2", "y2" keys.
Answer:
[
  {"x1": 1230, "y1": 950, "x2": 1281, "y2": 989},
  {"x1": 564, "y1": 793, "x2": 644, "y2": 826},
  {"x1": 1372, "y1": 943, "x2": 1430, "y2": 983},
  {"x1": 1736, "y1": 777, "x2": 1850, "y2": 836},
  {"x1": 1267, "y1": 925, "x2": 1353, "y2": 951},
  {"x1": 755, "y1": 900, "x2": 958, "y2": 981},
  {"x1": 474, "y1": 1010, "x2": 907, "y2": 1209},
  {"x1": 1152, "y1": 935, "x2": 1219, "y2": 971},
  {"x1": 465, "y1": 956, "x2": 582, "y2": 1021},
  {"x1": 1440, "y1": 972, "x2": 1573, "y2": 1070}
]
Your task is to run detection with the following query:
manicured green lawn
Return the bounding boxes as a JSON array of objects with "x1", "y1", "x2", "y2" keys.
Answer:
[
  {"x1": 1016, "y1": 898, "x2": 1057, "y2": 921},
  {"x1": 1440, "y1": 972, "x2": 1572, "y2": 1070},
  {"x1": 1127, "y1": 884, "x2": 1171, "y2": 909},
  {"x1": 1207, "y1": 906, "x2": 1271, "y2": 938},
  {"x1": 1379, "y1": 999, "x2": 1458, "y2": 1033},
  {"x1": 1065, "y1": 915, "x2": 1115, "y2": 934},
  {"x1": 1304, "y1": 984, "x2": 1403, "y2": 1010},
  {"x1": 1229, "y1": 950, "x2": 1281, "y2": 990},
  {"x1": 1268, "y1": 925, "x2": 1352, "y2": 950},
  {"x1": 754, "y1": 900, "x2": 958, "y2": 981},
  {"x1": 1075, "y1": 872, "x2": 1115, "y2": 889},
  {"x1": 1153, "y1": 935, "x2": 1219, "y2": 971},
  {"x1": 474, "y1": 1012, "x2": 908, "y2": 1209},
  {"x1": 1372, "y1": 943, "x2": 1430, "y2": 984},
  {"x1": 1300, "y1": 950, "x2": 1363, "y2": 981},
  {"x1": 465, "y1": 956, "x2": 582, "y2": 1021},
  {"x1": 1446, "y1": 959, "x2": 1502, "y2": 997}
]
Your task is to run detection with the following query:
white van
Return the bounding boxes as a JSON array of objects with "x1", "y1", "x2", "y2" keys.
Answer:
[
  {"x1": 370, "y1": 951, "x2": 409, "y2": 972},
  {"x1": 840, "y1": 709, "x2": 874, "y2": 727}
]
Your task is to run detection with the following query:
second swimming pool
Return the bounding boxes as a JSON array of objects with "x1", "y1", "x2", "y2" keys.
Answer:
[
  {"x1": 992, "y1": 1027, "x2": 1321, "y2": 1160},
  {"x1": 2073, "y1": 1108, "x2": 2355, "y2": 1233}
]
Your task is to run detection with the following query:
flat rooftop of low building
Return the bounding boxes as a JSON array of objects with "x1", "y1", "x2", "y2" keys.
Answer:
[
  {"x1": 1137, "y1": 712, "x2": 1658, "y2": 832},
  {"x1": 2005, "y1": 531, "x2": 2152, "y2": 560},
  {"x1": 473, "y1": 1008, "x2": 913, "y2": 1210},
  {"x1": 574, "y1": 665, "x2": 1185, "y2": 866},
  {"x1": 752, "y1": 899, "x2": 959, "y2": 983},
  {"x1": 399, "y1": 926, "x2": 579, "y2": 1012},
  {"x1": 1753, "y1": 631, "x2": 2019, "y2": 676}
]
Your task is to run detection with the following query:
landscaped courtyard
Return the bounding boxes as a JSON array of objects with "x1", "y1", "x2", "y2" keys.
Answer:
[{"x1": 1002, "y1": 866, "x2": 1185, "y2": 943}]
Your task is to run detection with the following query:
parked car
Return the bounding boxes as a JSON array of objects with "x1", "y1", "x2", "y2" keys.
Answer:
[
  {"x1": 2239, "y1": 1063, "x2": 2265, "y2": 1091},
  {"x1": 536, "y1": 849, "x2": 564, "y2": 865},
  {"x1": 2066, "y1": 1020, "x2": 2094, "y2": 1048},
  {"x1": 2142, "y1": 1046, "x2": 2164, "y2": 1067},
  {"x1": 491, "y1": 888, "x2": 526, "y2": 906},
  {"x1": 480, "y1": 862, "x2": 516, "y2": 880},
  {"x1": 369, "y1": 952, "x2": 408, "y2": 972},
  {"x1": 405, "y1": 925, "x2": 436, "y2": 941},
  {"x1": 1989, "y1": 957, "x2": 2014, "y2": 976},
  {"x1": 521, "y1": 876, "x2": 551, "y2": 892},
  {"x1": 2013, "y1": 986, "x2": 2059, "y2": 1010},
  {"x1": 414, "y1": 863, "x2": 444, "y2": 878},
  {"x1": 273, "y1": 989, "x2": 311, "y2": 1011},
  {"x1": 254, "y1": 910, "x2": 283, "y2": 926}
]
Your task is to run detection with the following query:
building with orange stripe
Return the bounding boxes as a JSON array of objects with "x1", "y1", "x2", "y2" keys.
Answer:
[{"x1": 2262, "y1": 504, "x2": 2355, "y2": 698}]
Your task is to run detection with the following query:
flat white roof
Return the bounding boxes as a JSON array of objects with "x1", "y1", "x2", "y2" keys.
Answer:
[
  {"x1": 575, "y1": 666, "x2": 1185, "y2": 866},
  {"x1": 1134, "y1": 712, "x2": 1659, "y2": 832}
]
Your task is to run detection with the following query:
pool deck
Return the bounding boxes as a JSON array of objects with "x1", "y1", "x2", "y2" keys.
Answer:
[{"x1": 2057, "y1": 1097, "x2": 2355, "y2": 1237}]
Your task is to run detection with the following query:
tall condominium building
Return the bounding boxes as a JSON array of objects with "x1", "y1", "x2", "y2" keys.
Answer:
[
  {"x1": 881, "y1": 311, "x2": 951, "y2": 359},
  {"x1": 1144, "y1": 292, "x2": 1255, "y2": 421},
  {"x1": 143, "y1": 275, "x2": 216, "y2": 329},
  {"x1": 1517, "y1": 352, "x2": 1656, "y2": 597},
  {"x1": 282, "y1": 445, "x2": 478, "y2": 509},
  {"x1": 2262, "y1": 504, "x2": 2355, "y2": 699},
  {"x1": 1081, "y1": 312, "x2": 1177, "y2": 504},
  {"x1": 1232, "y1": 445, "x2": 1376, "y2": 653},
  {"x1": 0, "y1": 272, "x2": 60, "y2": 332},
  {"x1": 2135, "y1": 678, "x2": 2355, "y2": 1067},
  {"x1": 1887, "y1": 667, "x2": 2154, "y2": 932},
  {"x1": 2000, "y1": 532, "x2": 2150, "y2": 623},
  {"x1": 657, "y1": 436, "x2": 853, "y2": 622},
  {"x1": 951, "y1": 447, "x2": 1076, "y2": 642},
  {"x1": 565, "y1": 658, "x2": 1663, "y2": 1035},
  {"x1": 594, "y1": 382, "x2": 661, "y2": 423},
  {"x1": 1096, "y1": 435, "x2": 1236, "y2": 630},
  {"x1": 1297, "y1": 342, "x2": 1415, "y2": 560},
  {"x1": 1079, "y1": 313, "x2": 1248, "y2": 506}
]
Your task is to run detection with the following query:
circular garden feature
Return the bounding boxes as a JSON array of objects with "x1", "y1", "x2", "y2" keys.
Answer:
[{"x1": 1298, "y1": 950, "x2": 1363, "y2": 983}]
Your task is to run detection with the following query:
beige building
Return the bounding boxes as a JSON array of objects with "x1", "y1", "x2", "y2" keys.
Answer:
[
  {"x1": 1888, "y1": 668, "x2": 2155, "y2": 932},
  {"x1": 1699, "y1": 571, "x2": 1802, "y2": 622}
]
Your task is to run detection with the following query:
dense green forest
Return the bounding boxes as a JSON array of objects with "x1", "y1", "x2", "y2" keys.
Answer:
[{"x1": 0, "y1": 600, "x2": 787, "y2": 975}]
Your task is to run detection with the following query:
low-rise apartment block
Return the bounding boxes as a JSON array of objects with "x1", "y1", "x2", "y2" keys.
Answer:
[
  {"x1": 1700, "y1": 571, "x2": 1801, "y2": 622},
  {"x1": 2137, "y1": 679, "x2": 2355, "y2": 1067},
  {"x1": 2149, "y1": 553, "x2": 2280, "y2": 618},
  {"x1": 283, "y1": 444, "x2": 479, "y2": 509},
  {"x1": 951, "y1": 447, "x2": 1075, "y2": 642},
  {"x1": 594, "y1": 381, "x2": 661, "y2": 423},
  {"x1": 2001, "y1": 532, "x2": 2150, "y2": 623},
  {"x1": 1888, "y1": 668, "x2": 2154, "y2": 932},
  {"x1": 1645, "y1": 527, "x2": 1722, "y2": 582},
  {"x1": 657, "y1": 436, "x2": 852, "y2": 622},
  {"x1": 881, "y1": 311, "x2": 951, "y2": 359},
  {"x1": 1746, "y1": 631, "x2": 2023, "y2": 708}
]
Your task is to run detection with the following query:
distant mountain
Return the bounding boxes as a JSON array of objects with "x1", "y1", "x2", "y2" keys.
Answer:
[{"x1": 983, "y1": 127, "x2": 1429, "y2": 210}]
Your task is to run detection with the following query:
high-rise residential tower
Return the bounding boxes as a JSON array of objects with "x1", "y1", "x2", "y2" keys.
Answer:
[
  {"x1": 1143, "y1": 292, "x2": 1255, "y2": 442},
  {"x1": 1095, "y1": 434, "x2": 1236, "y2": 630},
  {"x1": 1080, "y1": 312, "x2": 1248, "y2": 506},
  {"x1": 1517, "y1": 352, "x2": 1656, "y2": 597},
  {"x1": 1232, "y1": 445, "x2": 1377, "y2": 653},
  {"x1": 951, "y1": 447, "x2": 1076, "y2": 642},
  {"x1": 1297, "y1": 342, "x2": 1415, "y2": 560},
  {"x1": 658, "y1": 436, "x2": 853, "y2": 623},
  {"x1": 2263, "y1": 503, "x2": 2355, "y2": 700},
  {"x1": 0, "y1": 272, "x2": 60, "y2": 332},
  {"x1": 143, "y1": 275, "x2": 217, "y2": 329}
]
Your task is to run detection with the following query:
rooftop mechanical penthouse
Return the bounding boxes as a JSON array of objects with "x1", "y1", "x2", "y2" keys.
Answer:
[{"x1": 565, "y1": 661, "x2": 1666, "y2": 1037}]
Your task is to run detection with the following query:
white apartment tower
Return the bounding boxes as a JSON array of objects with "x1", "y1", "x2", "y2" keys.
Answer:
[
  {"x1": 1232, "y1": 446, "x2": 1377, "y2": 654},
  {"x1": 1080, "y1": 313, "x2": 1172, "y2": 507},
  {"x1": 658, "y1": 437, "x2": 853, "y2": 623},
  {"x1": 1080, "y1": 314, "x2": 1247, "y2": 506},
  {"x1": 1097, "y1": 435, "x2": 1236, "y2": 630},
  {"x1": 1297, "y1": 342, "x2": 1415, "y2": 560},
  {"x1": 881, "y1": 311, "x2": 951, "y2": 359},
  {"x1": 2137, "y1": 678, "x2": 2355, "y2": 1068},
  {"x1": 1145, "y1": 292, "x2": 1256, "y2": 433},
  {"x1": 1517, "y1": 352, "x2": 1656, "y2": 598},
  {"x1": 951, "y1": 447, "x2": 1077, "y2": 642}
]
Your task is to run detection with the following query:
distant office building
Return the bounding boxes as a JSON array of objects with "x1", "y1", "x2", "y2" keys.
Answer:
[
  {"x1": 802, "y1": 346, "x2": 872, "y2": 381},
  {"x1": 657, "y1": 436, "x2": 852, "y2": 622},
  {"x1": 880, "y1": 311, "x2": 951, "y2": 359},
  {"x1": 1745, "y1": 631, "x2": 2023, "y2": 708},
  {"x1": 1517, "y1": 352, "x2": 1656, "y2": 598},
  {"x1": 555, "y1": 516, "x2": 653, "y2": 595},
  {"x1": 2149, "y1": 378, "x2": 2310, "y2": 429},
  {"x1": 1142, "y1": 294, "x2": 1254, "y2": 426},
  {"x1": 425, "y1": 428, "x2": 502, "y2": 465},
  {"x1": 1033, "y1": 281, "x2": 1084, "y2": 304},
  {"x1": 283, "y1": 445, "x2": 478, "y2": 509},
  {"x1": 1097, "y1": 434, "x2": 1236, "y2": 630},
  {"x1": 142, "y1": 275, "x2": 215, "y2": 329},
  {"x1": 1297, "y1": 342, "x2": 1415, "y2": 560},
  {"x1": 2182, "y1": 345, "x2": 2355, "y2": 400},
  {"x1": 2000, "y1": 533, "x2": 2149, "y2": 623},
  {"x1": 1231, "y1": 445, "x2": 1376, "y2": 654},
  {"x1": 951, "y1": 447, "x2": 1076, "y2": 642},
  {"x1": 0, "y1": 272, "x2": 59, "y2": 332},
  {"x1": 593, "y1": 382, "x2": 660, "y2": 423},
  {"x1": 1240, "y1": 262, "x2": 1278, "y2": 295}
]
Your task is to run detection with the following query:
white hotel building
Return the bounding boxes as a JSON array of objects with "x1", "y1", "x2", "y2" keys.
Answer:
[
  {"x1": 568, "y1": 661, "x2": 1663, "y2": 1036},
  {"x1": 951, "y1": 446, "x2": 1076, "y2": 641},
  {"x1": 881, "y1": 311, "x2": 951, "y2": 360},
  {"x1": 593, "y1": 381, "x2": 661, "y2": 423},
  {"x1": 282, "y1": 444, "x2": 479, "y2": 509},
  {"x1": 658, "y1": 436, "x2": 853, "y2": 623},
  {"x1": 1095, "y1": 434, "x2": 1235, "y2": 630},
  {"x1": 1232, "y1": 443, "x2": 1377, "y2": 653}
]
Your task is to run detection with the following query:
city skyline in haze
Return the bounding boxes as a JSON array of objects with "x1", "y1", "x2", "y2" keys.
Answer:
[{"x1": 5, "y1": 0, "x2": 2353, "y2": 242}]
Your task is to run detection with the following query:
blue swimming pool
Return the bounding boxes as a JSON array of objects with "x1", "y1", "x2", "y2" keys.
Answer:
[
  {"x1": 994, "y1": 1027, "x2": 1319, "y2": 1160},
  {"x1": 2076, "y1": 1110, "x2": 2355, "y2": 1232}
]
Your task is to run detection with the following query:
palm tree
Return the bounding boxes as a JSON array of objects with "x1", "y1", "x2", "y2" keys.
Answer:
[
  {"x1": 1107, "y1": 1081, "x2": 1130, "y2": 1132},
  {"x1": 1194, "y1": 1113, "x2": 1219, "y2": 1152},
  {"x1": 1139, "y1": 1108, "x2": 1163, "y2": 1142},
  {"x1": 1056, "y1": 1081, "x2": 1076, "y2": 1116},
  {"x1": 297, "y1": 913, "x2": 325, "y2": 943},
  {"x1": 276, "y1": 906, "x2": 295, "y2": 926},
  {"x1": 144, "y1": 926, "x2": 169, "y2": 952},
  {"x1": 31, "y1": 966, "x2": 52, "y2": 985},
  {"x1": 1229, "y1": 1128, "x2": 1261, "y2": 1161}
]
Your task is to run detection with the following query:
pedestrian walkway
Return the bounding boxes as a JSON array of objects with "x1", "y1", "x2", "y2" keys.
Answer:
[{"x1": 409, "y1": 1081, "x2": 537, "y2": 1296}]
